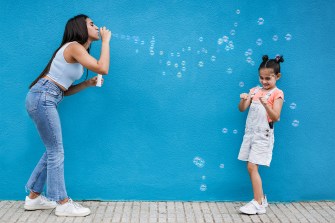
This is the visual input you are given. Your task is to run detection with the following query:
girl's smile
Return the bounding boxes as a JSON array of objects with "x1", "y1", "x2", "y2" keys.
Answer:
[{"x1": 259, "y1": 68, "x2": 280, "y2": 90}]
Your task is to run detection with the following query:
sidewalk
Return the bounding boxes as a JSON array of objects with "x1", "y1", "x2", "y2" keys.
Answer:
[{"x1": 0, "y1": 200, "x2": 334, "y2": 222}]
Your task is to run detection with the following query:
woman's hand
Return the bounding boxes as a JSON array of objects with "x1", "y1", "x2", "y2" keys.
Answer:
[
  {"x1": 100, "y1": 26, "x2": 112, "y2": 43},
  {"x1": 86, "y1": 75, "x2": 104, "y2": 87}
]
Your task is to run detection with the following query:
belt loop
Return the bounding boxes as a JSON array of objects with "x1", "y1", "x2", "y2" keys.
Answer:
[{"x1": 41, "y1": 78, "x2": 48, "y2": 85}]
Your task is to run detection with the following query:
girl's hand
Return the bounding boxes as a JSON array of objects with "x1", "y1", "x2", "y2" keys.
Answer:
[
  {"x1": 86, "y1": 76, "x2": 104, "y2": 87},
  {"x1": 240, "y1": 93, "x2": 249, "y2": 100},
  {"x1": 100, "y1": 26, "x2": 112, "y2": 43},
  {"x1": 259, "y1": 97, "x2": 268, "y2": 107}
]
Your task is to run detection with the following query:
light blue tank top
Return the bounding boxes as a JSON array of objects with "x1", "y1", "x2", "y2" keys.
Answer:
[{"x1": 46, "y1": 42, "x2": 84, "y2": 90}]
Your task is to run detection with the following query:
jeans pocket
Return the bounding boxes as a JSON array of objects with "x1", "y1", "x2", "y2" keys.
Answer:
[{"x1": 25, "y1": 91, "x2": 42, "y2": 113}]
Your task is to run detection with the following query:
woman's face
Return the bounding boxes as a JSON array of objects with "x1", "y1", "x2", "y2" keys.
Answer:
[{"x1": 86, "y1": 18, "x2": 99, "y2": 41}]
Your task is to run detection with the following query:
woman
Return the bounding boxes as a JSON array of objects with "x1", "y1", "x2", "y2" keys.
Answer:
[{"x1": 24, "y1": 14, "x2": 111, "y2": 217}]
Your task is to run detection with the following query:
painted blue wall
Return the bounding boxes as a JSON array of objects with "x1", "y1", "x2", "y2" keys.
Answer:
[{"x1": 0, "y1": 0, "x2": 334, "y2": 201}]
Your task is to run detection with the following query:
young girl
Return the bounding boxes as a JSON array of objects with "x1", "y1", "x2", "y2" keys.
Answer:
[
  {"x1": 24, "y1": 14, "x2": 111, "y2": 217},
  {"x1": 238, "y1": 55, "x2": 284, "y2": 214}
]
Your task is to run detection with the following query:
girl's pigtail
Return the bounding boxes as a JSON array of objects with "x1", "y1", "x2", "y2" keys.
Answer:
[{"x1": 275, "y1": 55, "x2": 284, "y2": 63}]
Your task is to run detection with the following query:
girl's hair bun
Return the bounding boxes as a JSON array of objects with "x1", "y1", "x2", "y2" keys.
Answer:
[
  {"x1": 262, "y1": 55, "x2": 269, "y2": 62},
  {"x1": 275, "y1": 55, "x2": 284, "y2": 63}
]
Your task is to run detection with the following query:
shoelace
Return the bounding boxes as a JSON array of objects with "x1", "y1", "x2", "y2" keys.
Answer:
[
  {"x1": 40, "y1": 195, "x2": 52, "y2": 203},
  {"x1": 68, "y1": 198, "x2": 84, "y2": 209}
]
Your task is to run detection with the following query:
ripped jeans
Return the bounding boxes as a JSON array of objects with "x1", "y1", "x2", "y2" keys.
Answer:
[{"x1": 25, "y1": 78, "x2": 67, "y2": 201}]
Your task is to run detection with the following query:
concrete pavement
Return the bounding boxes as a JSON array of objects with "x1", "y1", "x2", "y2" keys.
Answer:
[{"x1": 0, "y1": 200, "x2": 334, "y2": 222}]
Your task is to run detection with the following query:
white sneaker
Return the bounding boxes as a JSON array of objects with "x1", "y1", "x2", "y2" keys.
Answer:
[
  {"x1": 262, "y1": 195, "x2": 269, "y2": 207},
  {"x1": 24, "y1": 195, "x2": 57, "y2": 210},
  {"x1": 55, "y1": 199, "x2": 90, "y2": 217},
  {"x1": 239, "y1": 199, "x2": 266, "y2": 215}
]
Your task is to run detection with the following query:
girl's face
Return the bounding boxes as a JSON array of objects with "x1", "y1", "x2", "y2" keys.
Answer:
[
  {"x1": 259, "y1": 68, "x2": 280, "y2": 90},
  {"x1": 86, "y1": 18, "x2": 99, "y2": 41}
]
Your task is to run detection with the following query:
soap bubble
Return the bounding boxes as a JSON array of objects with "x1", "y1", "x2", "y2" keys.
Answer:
[
  {"x1": 230, "y1": 30, "x2": 236, "y2": 36},
  {"x1": 234, "y1": 22, "x2": 238, "y2": 27},
  {"x1": 200, "y1": 184, "x2": 207, "y2": 191},
  {"x1": 223, "y1": 36, "x2": 229, "y2": 42},
  {"x1": 177, "y1": 72, "x2": 182, "y2": 78},
  {"x1": 273, "y1": 35, "x2": 279, "y2": 41},
  {"x1": 218, "y1": 38, "x2": 224, "y2": 45},
  {"x1": 181, "y1": 61, "x2": 186, "y2": 66},
  {"x1": 159, "y1": 51, "x2": 164, "y2": 55},
  {"x1": 219, "y1": 164, "x2": 225, "y2": 169},
  {"x1": 226, "y1": 67, "x2": 233, "y2": 74},
  {"x1": 239, "y1": 82, "x2": 245, "y2": 87},
  {"x1": 290, "y1": 103, "x2": 297, "y2": 109},
  {"x1": 222, "y1": 128, "x2": 228, "y2": 134},
  {"x1": 199, "y1": 37, "x2": 204, "y2": 42},
  {"x1": 292, "y1": 120, "x2": 299, "y2": 127},
  {"x1": 162, "y1": 71, "x2": 166, "y2": 76},
  {"x1": 211, "y1": 56, "x2": 216, "y2": 62},
  {"x1": 233, "y1": 129, "x2": 238, "y2": 134},
  {"x1": 257, "y1": 18, "x2": 265, "y2": 25},
  {"x1": 198, "y1": 61, "x2": 204, "y2": 67},
  {"x1": 256, "y1": 38, "x2": 263, "y2": 46},
  {"x1": 166, "y1": 61, "x2": 171, "y2": 66},
  {"x1": 202, "y1": 176, "x2": 206, "y2": 180},
  {"x1": 193, "y1": 156, "x2": 205, "y2": 168},
  {"x1": 285, "y1": 33, "x2": 292, "y2": 41},
  {"x1": 236, "y1": 9, "x2": 241, "y2": 14}
]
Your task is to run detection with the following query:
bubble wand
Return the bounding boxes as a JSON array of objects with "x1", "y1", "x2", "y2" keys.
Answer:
[{"x1": 96, "y1": 74, "x2": 102, "y2": 87}]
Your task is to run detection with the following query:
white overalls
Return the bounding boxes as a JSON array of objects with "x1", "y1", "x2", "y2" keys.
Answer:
[{"x1": 238, "y1": 87, "x2": 277, "y2": 166}]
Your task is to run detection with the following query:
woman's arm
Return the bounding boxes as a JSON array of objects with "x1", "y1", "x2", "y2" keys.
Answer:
[
  {"x1": 64, "y1": 76, "x2": 103, "y2": 96},
  {"x1": 67, "y1": 27, "x2": 112, "y2": 74}
]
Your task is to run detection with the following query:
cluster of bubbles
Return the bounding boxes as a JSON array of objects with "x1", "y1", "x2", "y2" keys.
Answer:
[
  {"x1": 217, "y1": 35, "x2": 235, "y2": 52},
  {"x1": 112, "y1": 8, "x2": 293, "y2": 81},
  {"x1": 149, "y1": 36, "x2": 155, "y2": 56},
  {"x1": 222, "y1": 128, "x2": 239, "y2": 134},
  {"x1": 193, "y1": 157, "x2": 225, "y2": 192},
  {"x1": 244, "y1": 48, "x2": 255, "y2": 66},
  {"x1": 289, "y1": 103, "x2": 299, "y2": 127}
]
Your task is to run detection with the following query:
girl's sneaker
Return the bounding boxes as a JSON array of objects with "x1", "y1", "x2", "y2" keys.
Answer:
[
  {"x1": 55, "y1": 199, "x2": 91, "y2": 217},
  {"x1": 262, "y1": 195, "x2": 268, "y2": 207},
  {"x1": 24, "y1": 195, "x2": 57, "y2": 210},
  {"x1": 239, "y1": 199, "x2": 266, "y2": 215}
]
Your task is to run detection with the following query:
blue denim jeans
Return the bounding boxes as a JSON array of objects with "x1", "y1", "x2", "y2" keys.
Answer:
[{"x1": 25, "y1": 78, "x2": 67, "y2": 201}]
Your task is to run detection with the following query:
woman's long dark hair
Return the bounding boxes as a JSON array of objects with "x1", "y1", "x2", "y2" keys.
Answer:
[{"x1": 29, "y1": 14, "x2": 90, "y2": 88}]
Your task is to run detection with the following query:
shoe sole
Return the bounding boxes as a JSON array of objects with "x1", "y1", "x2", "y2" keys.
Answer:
[
  {"x1": 239, "y1": 208, "x2": 267, "y2": 215},
  {"x1": 55, "y1": 211, "x2": 91, "y2": 217},
  {"x1": 24, "y1": 205, "x2": 57, "y2": 210}
]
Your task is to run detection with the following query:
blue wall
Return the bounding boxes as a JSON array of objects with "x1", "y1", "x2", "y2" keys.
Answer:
[{"x1": 0, "y1": 0, "x2": 334, "y2": 201}]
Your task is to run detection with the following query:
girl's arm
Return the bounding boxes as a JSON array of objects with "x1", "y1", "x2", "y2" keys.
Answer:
[
  {"x1": 64, "y1": 76, "x2": 103, "y2": 96},
  {"x1": 259, "y1": 97, "x2": 284, "y2": 122},
  {"x1": 238, "y1": 93, "x2": 252, "y2": 112}
]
